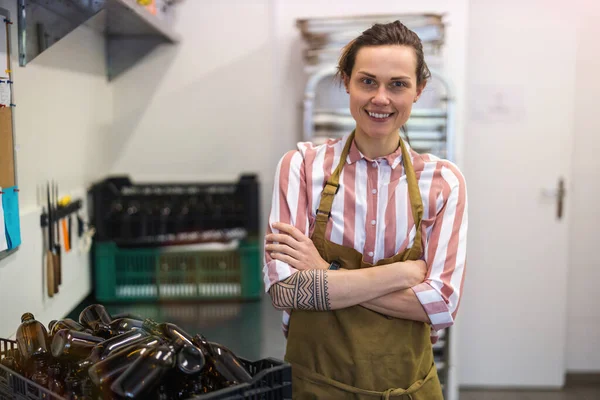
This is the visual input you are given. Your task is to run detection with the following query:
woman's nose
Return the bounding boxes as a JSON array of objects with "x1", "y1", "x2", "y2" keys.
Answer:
[{"x1": 371, "y1": 86, "x2": 390, "y2": 106}]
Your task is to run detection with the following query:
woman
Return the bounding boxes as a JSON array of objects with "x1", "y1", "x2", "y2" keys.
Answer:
[{"x1": 264, "y1": 20, "x2": 467, "y2": 399}]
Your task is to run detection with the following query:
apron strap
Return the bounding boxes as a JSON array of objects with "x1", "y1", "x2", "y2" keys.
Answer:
[
  {"x1": 311, "y1": 132, "x2": 355, "y2": 249},
  {"x1": 397, "y1": 133, "x2": 424, "y2": 260},
  {"x1": 292, "y1": 361, "x2": 437, "y2": 398},
  {"x1": 312, "y1": 131, "x2": 425, "y2": 259}
]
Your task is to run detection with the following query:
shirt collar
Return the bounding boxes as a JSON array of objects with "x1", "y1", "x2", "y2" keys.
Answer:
[{"x1": 346, "y1": 135, "x2": 407, "y2": 169}]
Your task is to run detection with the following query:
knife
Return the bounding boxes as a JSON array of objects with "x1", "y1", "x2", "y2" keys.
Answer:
[
  {"x1": 54, "y1": 182, "x2": 61, "y2": 291},
  {"x1": 46, "y1": 183, "x2": 55, "y2": 298}
]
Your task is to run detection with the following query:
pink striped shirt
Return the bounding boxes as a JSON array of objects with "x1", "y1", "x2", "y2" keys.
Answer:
[{"x1": 263, "y1": 133, "x2": 468, "y2": 343}]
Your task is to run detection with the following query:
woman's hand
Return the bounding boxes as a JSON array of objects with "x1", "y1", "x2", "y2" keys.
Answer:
[
  {"x1": 400, "y1": 259, "x2": 428, "y2": 287},
  {"x1": 265, "y1": 222, "x2": 329, "y2": 271}
]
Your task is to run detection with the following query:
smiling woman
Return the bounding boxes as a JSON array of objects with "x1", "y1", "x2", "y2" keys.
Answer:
[{"x1": 264, "y1": 20, "x2": 467, "y2": 400}]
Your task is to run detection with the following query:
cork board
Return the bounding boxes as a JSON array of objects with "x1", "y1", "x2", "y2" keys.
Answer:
[{"x1": 0, "y1": 107, "x2": 14, "y2": 188}]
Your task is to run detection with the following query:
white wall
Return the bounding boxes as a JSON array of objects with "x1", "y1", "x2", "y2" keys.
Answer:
[
  {"x1": 566, "y1": 0, "x2": 600, "y2": 372},
  {"x1": 109, "y1": 0, "x2": 274, "y2": 224},
  {"x1": 0, "y1": 1, "x2": 112, "y2": 337}
]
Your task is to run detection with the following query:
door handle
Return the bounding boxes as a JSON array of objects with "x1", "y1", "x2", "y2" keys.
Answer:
[
  {"x1": 556, "y1": 178, "x2": 565, "y2": 220},
  {"x1": 541, "y1": 177, "x2": 566, "y2": 220}
]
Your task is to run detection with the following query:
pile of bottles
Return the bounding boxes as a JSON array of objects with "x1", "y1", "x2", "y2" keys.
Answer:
[{"x1": 0, "y1": 304, "x2": 254, "y2": 399}]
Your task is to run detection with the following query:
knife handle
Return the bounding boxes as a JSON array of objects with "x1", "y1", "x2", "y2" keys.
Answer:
[
  {"x1": 62, "y1": 218, "x2": 70, "y2": 253},
  {"x1": 53, "y1": 253, "x2": 60, "y2": 293},
  {"x1": 46, "y1": 251, "x2": 55, "y2": 298}
]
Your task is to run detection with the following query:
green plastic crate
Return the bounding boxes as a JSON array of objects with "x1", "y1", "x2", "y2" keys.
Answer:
[{"x1": 93, "y1": 240, "x2": 263, "y2": 302}]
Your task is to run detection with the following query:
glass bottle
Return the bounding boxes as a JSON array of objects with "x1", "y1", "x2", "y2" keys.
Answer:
[
  {"x1": 110, "y1": 344, "x2": 180, "y2": 398},
  {"x1": 192, "y1": 334, "x2": 252, "y2": 385},
  {"x1": 1, "y1": 355, "x2": 18, "y2": 372},
  {"x1": 64, "y1": 376, "x2": 82, "y2": 400},
  {"x1": 86, "y1": 328, "x2": 150, "y2": 364},
  {"x1": 142, "y1": 319, "x2": 194, "y2": 346},
  {"x1": 49, "y1": 319, "x2": 89, "y2": 336},
  {"x1": 2, "y1": 348, "x2": 24, "y2": 374},
  {"x1": 78, "y1": 304, "x2": 112, "y2": 336},
  {"x1": 107, "y1": 317, "x2": 144, "y2": 336},
  {"x1": 30, "y1": 358, "x2": 49, "y2": 388},
  {"x1": 16, "y1": 313, "x2": 49, "y2": 363},
  {"x1": 51, "y1": 329, "x2": 104, "y2": 360},
  {"x1": 87, "y1": 339, "x2": 160, "y2": 389},
  {"x1": 176, "y1": 343, "x2": 205, "y2": 375},
  {"x1": 48, "y1": 365, "x2": 65, "y2": 396}
]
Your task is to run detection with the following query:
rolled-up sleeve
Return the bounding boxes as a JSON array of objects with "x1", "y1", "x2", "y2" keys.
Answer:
[
  {"x1": 412, "y1": 162, "x2": 468, "y2": 332},
  {"x1": 263, "y1": 150, "x2": 310, "y2": 293}
]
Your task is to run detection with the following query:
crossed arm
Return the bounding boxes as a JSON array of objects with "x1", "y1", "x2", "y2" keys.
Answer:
[{"x1": 266, "y1": 222, "x2": 430, "y2": 323}]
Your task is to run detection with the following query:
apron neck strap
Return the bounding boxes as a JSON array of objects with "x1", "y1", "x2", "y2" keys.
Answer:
[
  {"x1": 312, "y1": 132, "x2": 355, "y2": 247},
  {"x1": 312, "y1": 131, "x2": 424, "y2": 259},
  {"x1": 398, "y1": 132, "x2": 424, "y2": 259}
]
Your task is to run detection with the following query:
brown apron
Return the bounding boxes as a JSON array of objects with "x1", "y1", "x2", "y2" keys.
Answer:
[{"x1": 284, "y1": 132, "x2": 443, "y2": 399}]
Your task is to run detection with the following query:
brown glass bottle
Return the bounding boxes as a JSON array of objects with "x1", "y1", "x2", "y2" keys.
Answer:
[
  {"x1": 51, "y1": 329, "x2": 104, "y2": 360},
  {"x1": 78, "y1": 304, "x2": 112, "y2": 336},
  {"x1": 30, "y1": 359, "x2": 49, "y2": 388},
  {"x1": 87, "y1": 328, "x2": 150, "y2": 364},
  {"x1": 1, "y1": 348, "x2": 24, "y2": 374},
  {"x1": 48, "y1": 319, "x2": 90, "y2": 336},
  {"x1": 107, "y1": 318, "x2": 144, "y2": 336},
  {"x1": 192, "y1": 334, "x2": 252, "y2": 385},
  {"x1": 16, "y1": 313, "x2": 49, "y2": 363},
  {"x1": 142, "y1": 319, "x2": 194, "y2": 346},
  {"x1": 87, "y1": 338, "x2": 161, "y2": 388},
  {"x1": 176, "y1": 343, "x2": 205, "y2": 375},
  {"x1": 110, "y1": 344, "x2": 180, "y2": 398},
  {"x1": 64, "y1": 376, "x2": 82, "y2": 400},
  {"x1": 1, "y1": 355, "x2": 18, "y2": 372},
  {"x1": 48, "y1": 365, "x2": 65, "y2": 396}
]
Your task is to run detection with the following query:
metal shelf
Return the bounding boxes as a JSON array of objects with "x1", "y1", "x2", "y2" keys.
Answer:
[{"x1": 17, "y1": 0, "x2": 180, "y2": 80}]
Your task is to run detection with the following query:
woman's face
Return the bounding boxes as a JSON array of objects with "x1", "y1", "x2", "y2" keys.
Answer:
[{"x1": 345, "y1": 45, "x2": 424, "y2": 141}]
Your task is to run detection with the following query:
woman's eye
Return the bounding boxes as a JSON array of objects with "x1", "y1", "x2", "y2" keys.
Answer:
[
  {"x1": 362, "y1": 78, "x2": 374, "y2": 85},
  {"x1": 392, "y1": 81, "x2": 406, "y2": 88}
]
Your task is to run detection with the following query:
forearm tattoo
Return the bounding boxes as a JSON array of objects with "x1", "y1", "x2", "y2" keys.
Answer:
[{"x1": 270, "y1": 270, "x2": 331, "y2": 311}]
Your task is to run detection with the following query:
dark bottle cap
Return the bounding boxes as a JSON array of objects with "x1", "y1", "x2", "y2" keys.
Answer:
[{"x1": 21, "y1": 312, "x2": 35, "y2": 323}]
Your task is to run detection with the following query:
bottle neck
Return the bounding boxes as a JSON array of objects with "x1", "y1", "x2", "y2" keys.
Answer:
[
  {"x1": 142, "y1": 319, "x2": 161, "y2": 335},
  {"x1": 21, "y1": 313, "x2": 35, "y2": 323}
]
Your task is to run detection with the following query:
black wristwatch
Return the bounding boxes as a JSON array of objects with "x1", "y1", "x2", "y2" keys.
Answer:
[{"x1": 328, "y1": 260, "x2": 341, "y2": 270}]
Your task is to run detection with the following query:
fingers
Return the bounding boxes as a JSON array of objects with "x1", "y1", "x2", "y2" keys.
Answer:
[
  {"x1": 270, "y1": 252, "x2": 299, "y2": 268},
  {"x1": 265, "y1": 243, "x2": 300, "y2": 260},
  {"x1": 266, "y1": 233, "x2": 299, "y2": 249},
  {"x1": 272, "y1": 222, "x2": 307, "y2": 242}
]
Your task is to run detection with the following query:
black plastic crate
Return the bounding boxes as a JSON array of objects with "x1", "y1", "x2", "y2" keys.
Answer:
[
  {"x1": 0, "y1": 338, "x2": 63, "y2": 400},
  {"x1": 192, "y1": 358, "x2": 292, "y2": 400},
  {"x1": 0, "y1": 338, "x2": 291, "y2": 400},
  {"x1": 88, "y1": 175, "x2": 260, "y2": 246}
]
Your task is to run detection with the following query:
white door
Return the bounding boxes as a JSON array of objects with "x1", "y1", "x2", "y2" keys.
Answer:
[
  {"x1": 458, "y1": 0, "x2": 576, "y2": 387},
  {"x1": 566, "y1": 0, "x2": 600, "y2": 373}
]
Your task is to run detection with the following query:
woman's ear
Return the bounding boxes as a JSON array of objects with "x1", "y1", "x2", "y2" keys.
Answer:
[
  {"x1": 343, "y1": 73, "x2": 350, "y2": 94},
  {"x1": 414, "y1": 81, "x2": 427, "y2": 102}
]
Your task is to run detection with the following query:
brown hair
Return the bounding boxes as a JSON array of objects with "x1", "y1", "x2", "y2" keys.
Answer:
[{"x1": 336, "y1": 20, "x2": 431, "y2": 87}]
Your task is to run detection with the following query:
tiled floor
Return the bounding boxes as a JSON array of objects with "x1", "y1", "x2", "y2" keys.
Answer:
[{"x1": 68, "y1": 295, "x2": 600, "y2": 399}]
